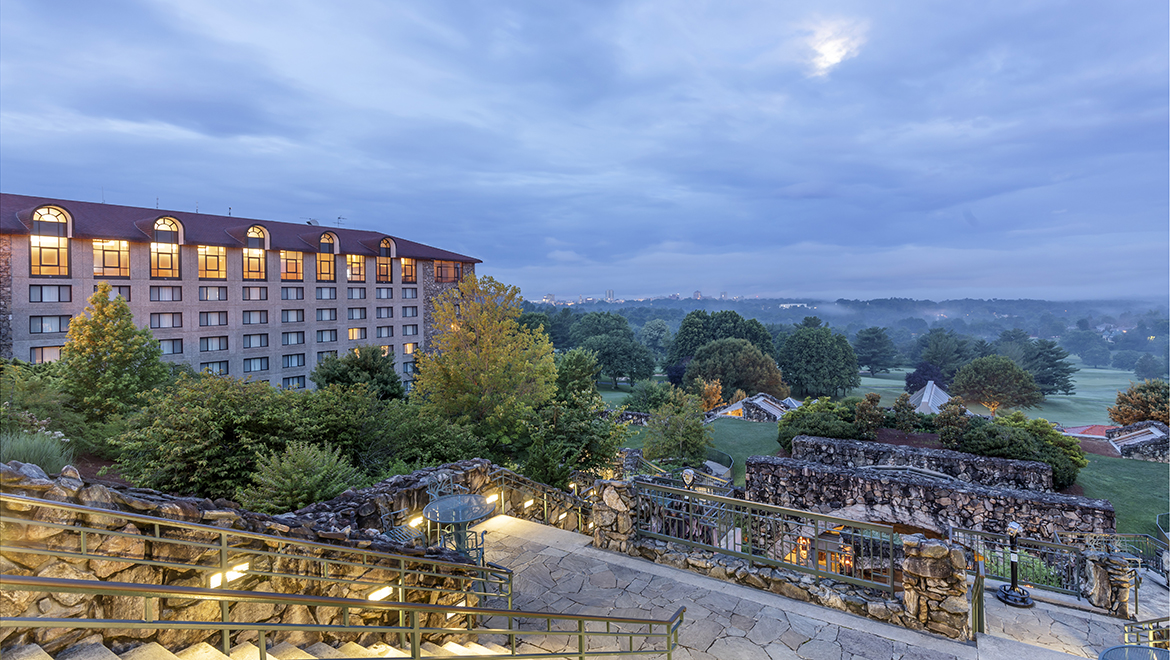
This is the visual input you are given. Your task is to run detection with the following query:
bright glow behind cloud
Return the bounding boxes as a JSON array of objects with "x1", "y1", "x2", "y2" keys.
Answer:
[{"x1": 806, "y1": 18, "x2": 868, "y2": 77}]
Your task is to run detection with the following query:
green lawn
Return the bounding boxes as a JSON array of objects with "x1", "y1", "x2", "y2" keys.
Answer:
[
  {"x1": 597, "y1": 382, "x2": 634, "y2": 406},
  {"x1": 851, "y1": 359, "x2": 1138, "y2": 427},
  {"x1": 620, "y1": 418, "x2": 777, "y2": 487},
  {"x1": 1076, "y1": 454, "x2": 1170, "y2": 537}
]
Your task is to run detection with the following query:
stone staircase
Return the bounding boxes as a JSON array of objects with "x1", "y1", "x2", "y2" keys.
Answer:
[{"x1": 5, "y1": 637, "x2": 517, "y2": 660}]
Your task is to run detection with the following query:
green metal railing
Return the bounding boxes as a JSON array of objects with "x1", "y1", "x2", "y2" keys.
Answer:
[
  {"x1": 1055, "y1": 530, "x2": 1170, "y2": 584},
  {"x1": 970, "y1": 559, "x2": 986, "y2": 635},
  {"x1": 1123, "y1": 617, "x2": 1170, "y2": 649},
  {"x1": 632, "y1": 481, "x2": 897, "y2": 593},
  {"x1": 0, "y1": 493, "x2": 512, "y2": 610},
  {"x1": 950, "y1": 527, "x2": 1082, "y2": 596},
  {"x1": 705, "y1": 448, "x2": 734, "y2": 473},
  {"x1": 489, "y1": 469, "x2": 594, "y2": 535},
  {"x1": 0, "y1": 574, "x2": 684, "y2": 660}
]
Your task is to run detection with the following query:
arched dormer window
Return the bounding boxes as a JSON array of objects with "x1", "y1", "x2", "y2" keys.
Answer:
[
  {"x1": 317, "y1": 233, "x2": 336, "y2": 282},
  {"x1": 30, "y1": 206, "x2": 70, "y2": 277},
  {"x1": 151, "y1": 217, "x2": 181, "y2": 278},
  {"x1": 376, "y1": 238, "x2": 394, "y2": 283},
  {"x1": 243, "y1": 225, "x2": 267, "y2": 280}
]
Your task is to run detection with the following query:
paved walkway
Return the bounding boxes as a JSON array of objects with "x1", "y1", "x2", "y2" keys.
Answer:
[{"x1": 473, "y1": 516, "x2": 1135, "y2": 660}]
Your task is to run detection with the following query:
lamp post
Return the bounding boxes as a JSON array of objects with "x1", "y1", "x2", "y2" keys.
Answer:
[{"x1": 995, "y1": 521, "x2": 1035, "y2": 608}]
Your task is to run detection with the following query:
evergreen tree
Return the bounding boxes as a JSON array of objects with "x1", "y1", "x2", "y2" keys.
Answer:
[
  {"x1": 60, "y1": 282, "x2": 167, "y2": 420},
  {"x1": 853, "y1": 327, "x2": 899, "y2": 375},
  {"x1": 1108, "y1": 380, "x2": 1170, "y2": 425},
  {"x1": 1022, "y1": 339, "x2": 1077, "y2": 396}
]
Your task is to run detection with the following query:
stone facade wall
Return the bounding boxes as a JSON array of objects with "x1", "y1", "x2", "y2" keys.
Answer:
[
  {"x1": 419, "y1": 262, "x2": 473, "y2": 353},
  {"x1": 900, "y1": 535, "x2": 970, "y2": 639},
  {"x1": 591, "y1": 480, "x2": 635, "y2": 553},
  {"x1": 0, "y1": 233, "x2": 12, "y2": 359},
  {"x1": 745, "y1": 456, "x2": 1115, "y2": 538},
  {"x1": 0, "y1": 459, "x2": 511, "y2": 653},
  {"x1": 790, "y1": 436, "x2": 1054, "y2": 491}
]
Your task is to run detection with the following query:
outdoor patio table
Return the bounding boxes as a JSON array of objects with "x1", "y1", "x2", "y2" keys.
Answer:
[{"x1": 422, "y1": 493, "x2": 496, "y2": 556}]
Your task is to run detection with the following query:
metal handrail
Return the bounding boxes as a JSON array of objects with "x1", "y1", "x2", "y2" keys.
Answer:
[
  {"x1": 488, "y1": 468, "x2": 594, "y2": 534},
  {"x1": 1123, "y1": 616, "x2": 1170, "y2": 649},
  {"x1": 632, "y1": 481, "x2": 897, "y2": 593},
  {"x1": 705, "y1": 447, "x2": 734, "y2": 472},
  {"x1": 1054, "y1": 530, "x2": 1170, "y2": 583},
  {"x1": 950, "y1": 526, "x2": 1082, "y2": 597},
  {"x1": 0, "y1": 493, "x2": 512, "y2": 604},
  {"x1": 971, "y1": 559, "x2": 986, "y2": 635},
  {"x1": 1, "y1": 574, "x2": 684, "y2": 660}
]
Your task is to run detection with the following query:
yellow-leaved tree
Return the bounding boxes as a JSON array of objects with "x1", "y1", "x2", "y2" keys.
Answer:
[{"x1": 411, "y1": 274, "x2": 556, "y2": 458}]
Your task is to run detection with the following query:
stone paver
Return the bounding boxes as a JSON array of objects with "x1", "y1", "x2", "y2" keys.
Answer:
[{"x1": 474, "y1": 516, "x2": 1111, "y2": 660}]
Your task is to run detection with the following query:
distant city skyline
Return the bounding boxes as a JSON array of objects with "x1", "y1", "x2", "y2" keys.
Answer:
[{"x1": 1, "y1": 2, "x2": 1166, "y2": 302}]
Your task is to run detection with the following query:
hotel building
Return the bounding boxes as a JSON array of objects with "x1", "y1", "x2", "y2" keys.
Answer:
[{"x1": 0, "y1": 193, "x2": 479, "y2": 388}]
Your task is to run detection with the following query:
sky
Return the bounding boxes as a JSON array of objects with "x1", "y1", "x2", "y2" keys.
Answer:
[{"x1": 2, "y1": 1, "x2": 1167, "y2": 302}]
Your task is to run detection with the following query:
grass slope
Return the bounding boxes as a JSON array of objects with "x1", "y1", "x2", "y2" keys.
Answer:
[
  {"x1": 852, "y1": 359, "x2": 1139, "y2": 427},
  {"x1": 620, "y1": 418, "x2": 777, "y2": 487},
  {"x1": 1076, "y1": 455, "x2": 1170, "y2": 537}
]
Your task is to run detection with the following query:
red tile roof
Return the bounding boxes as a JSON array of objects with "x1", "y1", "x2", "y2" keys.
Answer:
[
  {"x1": 1061, "y1": 424, "x2": 1117, "y2": 437},
  {"x1": 0, "y1": 193, "x2": 480, "y2": 263}
]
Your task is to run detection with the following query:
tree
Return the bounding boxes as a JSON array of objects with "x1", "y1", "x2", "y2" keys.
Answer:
[
  {"x1": 570, "y1": 312, "x2": 634, "y2": 346},
  {"x1": 548, "y1": 308, "x2": 577, "y2": 349},
  {"x1": 412, "y1": 274, "x2": 556, "y2": 456},
  {"x1": 776, "y1": 397, "x2": 857, "y2": 452},
  {"x1": 637, "y1": 319, "x2": 673, "y2": 364},
  {"x1": 777, "y1": 326, "x2": 860, "y2": 397},
  {"x1": 60, "y1": 282, "x2": 167, "y2": 420},
  {"x1": 853, "y1": 327, "x2": 899, "y2": 376},
  {"x1": 694, "y1": 377, "x2": 724, "y2": 411},
  {"x1": 579, "y1": 334, "x2": 655, "y2": 389},
  {"x1": 684, "y1": 338, "x2": 790, "y2": 399},
  {"x1": 904, "y1": 361, "x2": 946, "y2": 393},
  {"x1": 518, "y1": 311, "x2": 551, "y2": 335},
  {"x1": 526, "y1": 387, "x2": 627, "y2": 481},
  {"x1": 950, "y1": 356, "x2": 1043, "y2": 417},
  {"x1": 917, "y1": 329, "x2": 974, "y2": 384},
  {"x1": 643, "y1": 389, "x2": 713, "y2": 465},
  {"x1": 1060, "y1": 329, "x2": 1109, "y2": 360},
  {"x1": 666, "y1": 311, "x2": 711, "y2": 365},
  {"x1": 1081, "y1": 344, "x2": 1113, "y2": 368},
  {"x1": 1022, "y1": 339, "x2": 1077, "y2": 396},
  {"x1": 1111, "y1": 350, "x2": 1145, "y2": 371},
  {"x1": 623, "y1": 380, "x2": 676, "y2": 413},
  {"x1": 310, "y1": 344, "x2": 405, "y2": 400},
  {"x1": 1134, "y1": 353, "x2": 1166, "y2": 381},
  {"x1": 1108, "y1": 380, "x2": 1170, "y2": 425},
  {"x1": 555, "y1": 348, "x2": 602, "y2": 399}
]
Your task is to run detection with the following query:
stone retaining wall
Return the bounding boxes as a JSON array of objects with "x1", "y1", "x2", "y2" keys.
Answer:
[
  {"x1": 900, "y1": 535, "x2": 970, "y2": 639},
  {"x1": 1107, "y1": 421, "x2": 1170, "y2": 463},
  {"x1": 745, "y1": 456, "x2": 1115, "y2": 538},
  {"x1": 790, "y1": 435, "x2": 1054, "y2": 491},
  {"x1": 0, "y1": 459, "x2": 508, "y2": 653},
  {"x1": 600, "y1": 410, "x2": 651, "y2": 426}
]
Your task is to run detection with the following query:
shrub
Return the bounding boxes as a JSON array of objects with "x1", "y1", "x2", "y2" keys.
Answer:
[
  {"x1": 643, "y1": 389, "x2": 713, "y2": 465},
  {"x1": 893, "y1": 393, "x2": 917, "y2": 433},
  {"x1": 237, "y1": 441, "x2": 363, "y2": 514},
  {"x1": 776, "y1": 397, "x2": 857, "y2": 452},
  {"x1": 623, "y1": 381, "x2": 676, "y2": 413},
  {"x1": 935, "y1": 398, "x2": 970, "y2": 449},
  {"x1": 1109, "y1": 379, "x2": 1170, "y2": 425},
  {"x1": 853, "y1": 393, "x2": 883, "y2": 441},
  {"x1": 957, "y1": 416, "x2": 1082, "y2": 490},
  {"x1": 0, "y1": 429, "x2": 74, "y2": 475}
]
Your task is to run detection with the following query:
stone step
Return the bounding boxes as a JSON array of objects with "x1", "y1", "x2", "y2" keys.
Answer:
[
  {"x1": 175, "y1": 643, "x2": 231, "y2": 660},
  {"x1": 479, "y1": 642, "x2": 511, "y2": 655},
  {"x1": 418, "y1": 642, "x2": 452, "y2": 656},
  {"x1": 440, "y1": 642, "x2": 477, "y2": 656},
  {"x1": 458, "y1": 642, "x2": 500, "y2": 656},
  {"x1": 4, "y1": 645, "x2": 55, "y2": 660},
  {"x1": 301, "y1": 644, "x2": 343, "y2": 659},
  {"x1": 333, "y1": 643, "x2": 378, "y2": 658},
  {"x1": 362, "y1": 643, "x2": 409, "y2": 658},
  {"x1": 119, "y1": 642, "x2": 181, "y2": 660},
  {"x1": 228, "y1": 643, "x2": 261, "y2": 660},
  {"x1": 57, "y1": 644, "x2": 121, "y2": 660},
  {"x1": 265, "y1": 643, "x2": 315, "y2": 660}
]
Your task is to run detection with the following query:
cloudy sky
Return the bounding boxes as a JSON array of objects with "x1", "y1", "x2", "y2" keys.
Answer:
[{"x1": 2, "y1": 1, "x2": 1166, "y2": 302}]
